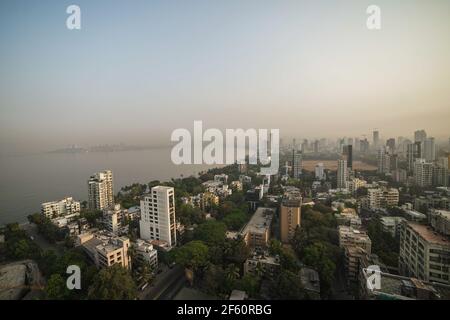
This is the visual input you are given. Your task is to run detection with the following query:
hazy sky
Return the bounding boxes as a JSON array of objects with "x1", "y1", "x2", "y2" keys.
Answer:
[{"x1": 1, "y1": 0, "x2": 449, "y2": 154}]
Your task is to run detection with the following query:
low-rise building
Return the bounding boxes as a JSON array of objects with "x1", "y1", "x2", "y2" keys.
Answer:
[
  {"x1": 244, "y1": 252, "x2": 281, "y2": 278},
  {"x1": 134, "y1": 239, "x2": 158, "y2": 271},
  {"x1": 41, "y1": 197, "x2": 80, "y2": 218},
  {"x1": 380, "y1": 216, "x2": 406, "y2": 237},
  {"x1": 77, "y1": 231, "x2": 131, "y2": 269},
  {"x1": 338, "y1": 226, "x2": 372, "y2": 254},
  {"x1": 240, "y1": 207, "x2": 274, "y2": 249},
  {"x1": 428, "y1": 209, "x2": 450, "y2": 236}
]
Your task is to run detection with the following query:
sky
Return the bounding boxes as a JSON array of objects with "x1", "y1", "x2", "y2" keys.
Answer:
[{"x1": 1, "y1": 0, "x2": 449, "y2": 155}]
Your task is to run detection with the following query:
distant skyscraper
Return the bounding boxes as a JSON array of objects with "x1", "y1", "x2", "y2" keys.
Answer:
[
  {"x1": 373, "y1": 130, "x2": 380, "y2": 148},
  {"x1": 292, "y1": 150, "x2": 302, "y2": 179},
  {"x1": 414, "y1": 130, "x2": 427, "y2": 143},
  {"x1": 343, "y1": 145, "x2": 353, "y2": 169},
  {"x1": 313, "y1": 140, "x2": 319, "y2": 153},
  {"x1": 140, "y1": 186, "x2": 177, "y2": 248},
  {"x1": 337, "y1": 158, "x2": 348, "y2": 189},
  {"x1": 423, "y1": 137, "x2": 436, "y2": 162},
  {"x1": 377, "y1": 148, "x2": 391, "y2": 174},
  {"x1": 360, "y1": 138, "x2": 369, "y2": 154},
  {"x1": 88, "y1": 170, "x2": 114, "y2": 210},
  {"x1": 315, "y1": 163, "x2": 325, "y2": 180},
  {"x1": 407, "y1": 142, "x2": 422, "y2": 173},
  {"x1": 386, "y1": 138, "x2": 396, "y2": 152}
]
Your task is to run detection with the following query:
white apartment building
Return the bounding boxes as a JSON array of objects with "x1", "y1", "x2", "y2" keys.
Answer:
[
  {"x1": 337, "y1": 158, "x2": 348, "y2": 189},
  {"x1": 134, "y1": 239, "x2": 158, "y2": 271},
  {"x1": 293, "y1": 151, "x2": 302, "y2": 179},
  {"x1": 41, "y1": 197, "x2": 81, "y2": 218},
  {"x1": 315, "y1": 163, "x2": 325, "y2": 180},
  {"x1": 88, "y1": 170, "x2": 114, "y2": 210},
  {"x1": 399, "y1": 222, "x2": 450, "y2": 285},
  {"x1": 140, "y1": 186, "x2": 177, "y2": 248},
  {"x1": 414, "y1": 159, "x2": 433, "y2": 187}
]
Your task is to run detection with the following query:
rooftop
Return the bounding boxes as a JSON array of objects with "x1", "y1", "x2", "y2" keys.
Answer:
[
  {"x1": 407, "y1": 222, "x2": 450, "y2": 246},
  {"x1": 241, "y1": 207, "x2": 274, "y2": 235}
]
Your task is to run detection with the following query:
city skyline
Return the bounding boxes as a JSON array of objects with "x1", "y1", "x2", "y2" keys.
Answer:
[{"x1": 1, "y1": 0, "x2": 450, "y2": 155}]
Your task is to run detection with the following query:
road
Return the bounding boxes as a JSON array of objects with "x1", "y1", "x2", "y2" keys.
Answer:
[
  {"x1": 139, "y1": 265, "x2": 185, "y2": 300},
  {"x1": 21, "y1": 223, "x2": 65, "y2": 256}
]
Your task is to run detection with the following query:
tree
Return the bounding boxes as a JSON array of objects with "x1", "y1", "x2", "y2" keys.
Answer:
[
  {"x1": 268, "y1": 270, "x2": 305, "y2": 300},
  {"x1": 168, "y1": 240, "x2": 209, "y2": 272},
  {"x1": 222, "y1": 209, "x2": 248, "y2": 231},
  {"x1": 193, "y1": 221, "x2": 226, "y2": 246},
  {"x1": 87, "y1": 265, "x2": 136, "y2": 300},
  {"x1": 45, "y1": 274, "x2": 70, "y2": 300}
]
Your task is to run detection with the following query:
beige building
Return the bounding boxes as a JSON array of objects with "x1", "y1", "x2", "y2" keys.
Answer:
[
  {"x1": 338, "y1": 226, "x2": 372, "y2": 254},
  {"x1": 399, "y1": 221, "x2": 450, "y2": 285},
  {"x1": 41, "y1": 197, "x2": 80, "y2": 218},
  {"x1": 78, "y1": 232, "x2": 131, "y2": 269},
  {"x1": 365, "y1": 188, "x2": 399, "y2": 210},
  {"x1": 244, "y1": 252, "x2": 281, "y2": 277},
  {"x1": 240, "y1": 207, "x2": 274, "y2": 249},
  {"x1": 280, "y1": 192, "x2": 302, "y2": 243},
  {"x1": 88, "y1": 170, "x2": 114, "y2": 210}
]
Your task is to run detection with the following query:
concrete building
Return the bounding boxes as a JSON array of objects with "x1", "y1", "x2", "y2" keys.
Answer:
[
  {"x1": 337, "y1": 158, "x2": 348, "y2": 189},
  {"x1": 380, "y1": 216, "x2": 406, "y2": 237},
  {"x1": 78, "y1": 232, "x2": 131, "y2": 269},
  {"x1": 134, "y1": 239, "x2": 158, "y2": 271},
  {"x1": 280, "y1": 191, "x2": 302, "y2": 244},
  {"x1": 399, "y1": 222, "x2": 450, "y2": 285},
  {"x1": 244, "y1": 252, "x2": 281, "y2": 277},
  {"x1": 41, "y1": 197, "x2": 80, "y2": 218},
  {"x1": 338, "y1": 226, "x2": 372, "y2": 254},
  {"x1": 88, "y1": 170, "x2": 114, "y2": 210},
  {"x1": 377, "y1": 148, "x2": 391, "y2": 174},
  {"x1": 315, "y1": 162, "x2": 325, "y2": 180},
  {"x1": 423, "y1": 137, "x2": 436, "y2": 162},
  {"x1": 240, "y1": 207, "x2": 274, "y2": 249},
  {"x1": 407, "y1": 142, "x2": 422, "y2": 173},
  {"x1": 140, "y1": 186, "x2": 177, "y2": 248},
  {"x1": 428, "y1": 209, "x2": 450, "y2": 236},
  {"x1": 365, "y1": 188, "x2": 399, "y2": 209},
  {"x1": 414, "y1": 159, "x2": 433, "y2": 187},
  {"x1": 347, "y1": 178, "x2": 367, "y2": 195},
  {"x1": 292, "y1": 150, "x2": 302, "y2": 179}
]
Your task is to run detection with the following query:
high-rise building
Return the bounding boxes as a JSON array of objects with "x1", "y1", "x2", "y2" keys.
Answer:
[
  {"x1": 41, "y1": 197, "x2": 81, "y2": 218},
  {"x1": 407, "y1": 142, "x2": 422, "y2": 173},
  {"x1": 315, "y1": 162, "x2": 325, "y2": 180},
  {"x1": 140, "y1": 186, "x2": 177, "y2": 248},
  {"x1": 343, "y1": 145, "x2": 353, "y2": 169},
  {"x1": 280, "y1": 191, "x2": 302, "y2": 244},
  {"x1": 414, "y1": 159, "x2": 433, "y2": 187},
  {"x1": 414, "y1": 130, "x2": 427, "y2": 143},
  {"x1": 386, "y1": 138, "x2": 396, "y2": 152},
  {"x1": 373, "y1": 130, "x2": 380, "y2": 149},
  {"x1": 423, "y1": 137, "x2": 436, "y2": 162},
  {"x1": 292, "y1": 150, "x2": 302, "y2": 179},
  {"x1": 337, "y1": 158, "x2": 348, "y2": 189},
  {"x1": 399, "y1": 221, "x2": 450, "y2": 285},
  {"x1": 88, "y1": 170, "x2": 114, "y2": 210},
  {"x1": 433, "y1": 162, "x2": 449, "y2": 187},
  {"x1": 360, "y1": 138, "x2": 369, "y2": 154},
  {"x1": 377, "y1": 148, "x2": 391, "y2": 174}
]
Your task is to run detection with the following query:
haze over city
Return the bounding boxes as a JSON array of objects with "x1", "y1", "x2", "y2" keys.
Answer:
[{"x1": 1, "y1": 0, "x2": 450, "y2": 156}]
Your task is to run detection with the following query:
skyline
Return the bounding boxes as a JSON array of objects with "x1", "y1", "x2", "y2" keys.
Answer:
[{"x1": 1, "y1": 0, "x2": 450, "y2": 155}]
